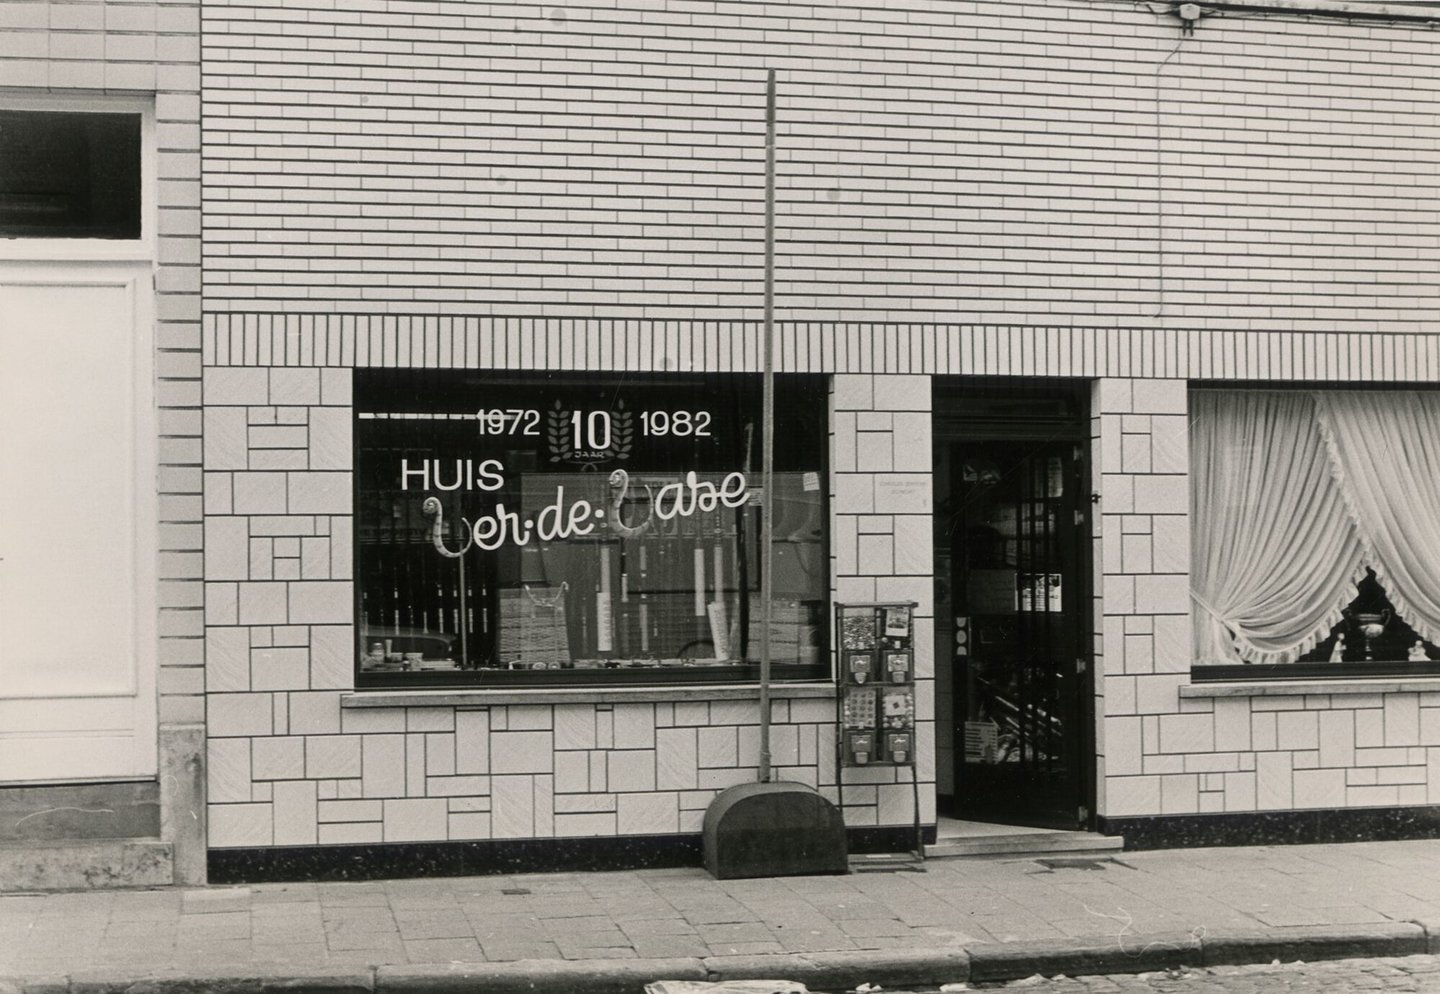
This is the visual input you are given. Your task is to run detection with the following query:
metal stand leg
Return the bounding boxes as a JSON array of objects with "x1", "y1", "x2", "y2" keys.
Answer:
[{"x1": 911, "y1": 762, "x2": 924, "y2": 861}]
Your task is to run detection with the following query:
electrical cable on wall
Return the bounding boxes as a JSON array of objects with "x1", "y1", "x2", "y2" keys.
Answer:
[{"x1": 1151, "y1": 9, "x2": 1192, "y2": 319}]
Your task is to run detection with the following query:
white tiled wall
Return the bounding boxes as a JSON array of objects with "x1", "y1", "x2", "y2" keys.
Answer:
[
  {"x1": 202, "y1": 366, "x2": 934, "y2": 846},
  {"x1": 831, "y1": 374, "x2": 936, "y2": 827},
  {"x1": 201, "y1": 362, "x2": 1440, "y2": 841},
  {"x1": 1093, "y1": 379, "x2": 1440, "y2": 817}
]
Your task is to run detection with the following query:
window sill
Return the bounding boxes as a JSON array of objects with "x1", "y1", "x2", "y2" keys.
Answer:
[
  {"x1": 341, "y1": 682, "x2": 837, "y2": 708},
  {"x1": 1181, "y1": 677, "x2": 1440, "y2": 699}
]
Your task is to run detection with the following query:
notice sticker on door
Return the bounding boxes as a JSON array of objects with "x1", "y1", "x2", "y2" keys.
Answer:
[
  {"x1": 964, "y1": 720, "x2": 999, "y2": 764},
  {"x1": 802, "y1": 471, "x2": 820, "y2": 492}
]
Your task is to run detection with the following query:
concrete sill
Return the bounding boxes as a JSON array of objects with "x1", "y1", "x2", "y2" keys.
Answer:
[
  {"x1": 342, "y1": 682, "x2": 837, "y2": 708},
  {"x1": 1181, "y1": 677, "x2": 1440, "y2": 698}
]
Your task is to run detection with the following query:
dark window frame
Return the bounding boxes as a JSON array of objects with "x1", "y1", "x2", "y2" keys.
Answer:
[
  {"x1": 351, "y1": 368, "x2": 833, "y2": 690},
  {"x1": 1189, "y1": 382, "x2": 1440, "y2": 682}
]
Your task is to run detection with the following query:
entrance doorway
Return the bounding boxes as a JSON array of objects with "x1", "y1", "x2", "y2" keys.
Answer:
[
  {"x1": 0, "y1": 264, "x2": 157, "y2": 782},
  {"x1": 933, "y1": 381, "x2": 1092, "y2": 830}
]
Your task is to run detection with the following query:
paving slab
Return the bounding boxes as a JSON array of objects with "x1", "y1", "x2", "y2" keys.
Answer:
[{"x1": 4, "y1": 840, "x2": 1440, "y2": 992}]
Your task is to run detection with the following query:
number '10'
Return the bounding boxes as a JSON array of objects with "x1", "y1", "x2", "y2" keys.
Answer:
[{"x1": 570, "y1": 410, "x2": 612, "y2": 450}]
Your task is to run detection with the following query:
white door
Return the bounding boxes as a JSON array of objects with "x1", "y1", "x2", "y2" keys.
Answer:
[{"x1": 0, "y1": 263, "x2": 157, "y2": 782}]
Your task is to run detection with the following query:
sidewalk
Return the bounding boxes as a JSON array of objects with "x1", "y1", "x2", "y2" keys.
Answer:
[{"x1": 3, "y1": 839, "x2": 1439, "y2": 993}]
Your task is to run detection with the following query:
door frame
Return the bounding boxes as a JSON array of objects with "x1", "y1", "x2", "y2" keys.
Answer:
[
  {"x1": 0, "y1": 94, "x2": 159, "y2": 783},
  {"x1": 932, "y1": 377, "x2": 1096, "y2": 830}
]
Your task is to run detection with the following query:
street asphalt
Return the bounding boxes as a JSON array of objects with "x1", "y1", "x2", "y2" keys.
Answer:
[{"x1": 1, "y1": 838, "x2": 1438, "y2": 993}]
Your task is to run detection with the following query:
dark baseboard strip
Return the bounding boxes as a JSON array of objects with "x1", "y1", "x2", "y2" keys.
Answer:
[
  {"x1": 1100, "y1": 805, "x2": 1440, "y2": 850},
  {"x1": 208, "y1": 826, "x2": 936, "y2": 884}
]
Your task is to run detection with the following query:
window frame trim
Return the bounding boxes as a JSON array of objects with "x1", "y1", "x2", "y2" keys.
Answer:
[
  {"x1": 1190, "y1": 660, "x2": 1440, "y2": 682},
  {"x1": 0, "y1": 96, "x2": 156, "y2": 262},
  {"x1": 341, "y1": 681, "x2": 837, "y2": 709},
  {"x1": 1182, "y1": 675, "x2": 1440, "y2": 698}
]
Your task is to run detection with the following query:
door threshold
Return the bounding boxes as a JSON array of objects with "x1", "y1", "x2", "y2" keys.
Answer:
[
  {"x1": 937, "y1": 817, "x2": 1070, "y2": 839},
  {"x1": 930, "y1": 817, "x2": 1122, "y2": 859}
]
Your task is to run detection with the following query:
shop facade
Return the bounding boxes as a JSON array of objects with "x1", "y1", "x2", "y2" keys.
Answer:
[
  {"x1": 199, "y1": 336, "x2": 939, "y2": 878},
  {"x1": 194, "y1": 0, "x2": 1440, "y2": 879},
  {"x1": 6, "y1": 0, "x2": 1438, "y2": 887}
]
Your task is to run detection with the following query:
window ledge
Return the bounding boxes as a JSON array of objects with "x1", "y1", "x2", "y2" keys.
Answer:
[
  {"x1": 1181, "y1": 677, "x2": 1440, "y2": 698},
  {"x1": 342, "y1": 682, "x2": 837, "y2": 708}
]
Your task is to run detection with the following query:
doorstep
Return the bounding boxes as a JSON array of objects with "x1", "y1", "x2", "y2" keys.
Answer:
[
  {"x1": 925, "y1": 828, "x2": 1125, "y2": 860},
  {"x1": 848, "y1": 823, "x2": 1125, "y2": 867},
  {"x1": 0, "y1": 837, "x2": 174, "y2": 892}
]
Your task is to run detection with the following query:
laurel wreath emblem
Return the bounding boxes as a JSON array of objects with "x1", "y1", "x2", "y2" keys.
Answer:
[{"x1": 547, "y1": 398, "x2": 633, "y2": 467}]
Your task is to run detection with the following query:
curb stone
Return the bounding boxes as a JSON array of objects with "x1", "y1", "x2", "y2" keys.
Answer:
[
  {"x1": 4, "y1": 979, "x2": 64, "y2": 994},
  {"x1": 1199, "y1": 922, "x2": 1428, "y2": 967},
  {"x1": 789, "y1": 950, "x2": 971, "y2": 990},
  {"x1": 704, "y1": 950, "x2": 970, "y2": 990},
  {"x1": 1415, "y1": 918, "x2": 1440, "y2": 955},
  {"x1": 702, "y1": 955, "x2": 818, "y2": 984},
  {"x1": 966, "y1": 933, "x2": 1201, "y2": 983},
  {"x1": 66, "y1": 968, "x2": 374, "y2": 994},
  {"x1": 375, "y1": 958, "x2": 706, "y2": 994}
]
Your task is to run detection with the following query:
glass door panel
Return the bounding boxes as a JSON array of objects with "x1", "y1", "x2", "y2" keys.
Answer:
[{"x1": 950, "y1": 439, "x2": 1085, "y2": 829}]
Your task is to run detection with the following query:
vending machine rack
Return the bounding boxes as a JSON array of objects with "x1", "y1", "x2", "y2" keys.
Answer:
[{"x1": 834, "y1": 600, "x2": 924, "y2": 862}]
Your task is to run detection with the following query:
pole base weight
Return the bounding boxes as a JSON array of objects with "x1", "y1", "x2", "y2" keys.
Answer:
[{"x1": 702, "y1": 781, "x2": 848, "y2": 879}]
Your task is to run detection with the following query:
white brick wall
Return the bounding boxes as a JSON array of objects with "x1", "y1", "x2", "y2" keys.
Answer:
[
  {"x1": 203, "y1": 315, "x2": 1440, "y2": 385},
  {"x1": 202, "y1": 0, "x2": 1440, "y2": 331}
]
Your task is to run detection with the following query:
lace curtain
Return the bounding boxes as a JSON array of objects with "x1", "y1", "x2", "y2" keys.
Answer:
[
  {"x1": 1311, "y1": 392, "x2": 1440, "y2": 649},
  {"x1": 1191, "y1": 389, "x2": 1440, "y2": 665}
]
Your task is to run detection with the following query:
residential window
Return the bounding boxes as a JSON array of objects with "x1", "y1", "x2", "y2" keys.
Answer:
[
  {"x1": 1190, "y1": 388, "x2": 1440, "y2": 679},
  {"x1": 0, "y1": 110, "x2": 142, "y2": 240},
  {"x1": 354, "y1": 369, "x2": 830, "y2": 687}
]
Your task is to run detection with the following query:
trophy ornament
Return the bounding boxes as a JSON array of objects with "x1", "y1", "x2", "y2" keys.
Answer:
[{"x1": 1343, "y1": 607, "x2": 1391, "y2": 661}]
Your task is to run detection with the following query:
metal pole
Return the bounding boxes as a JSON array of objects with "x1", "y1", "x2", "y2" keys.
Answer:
[{"x1": 759, "y1": 68, "x2": 777, "y2": 783}]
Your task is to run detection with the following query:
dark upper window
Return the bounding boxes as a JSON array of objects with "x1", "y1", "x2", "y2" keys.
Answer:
[
  {"x1": 0, "y1": 110, "x2": 142, "y2": 240},
  {"x1": 353, "y1": 369, "x2": 830, "y2": 688}
]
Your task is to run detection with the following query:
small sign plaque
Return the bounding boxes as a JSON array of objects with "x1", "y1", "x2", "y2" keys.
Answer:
[{"x1": 964, "y1": 720, "x2": 999, "y2": 764}]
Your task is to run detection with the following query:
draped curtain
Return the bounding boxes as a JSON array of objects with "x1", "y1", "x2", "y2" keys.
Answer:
[
  {"x1": 1193, "y1": 389, "x2": 1440, "y2": 664},
  {"x1": 1311, "y1": 392, "x2": 1440, "y2": 649},
  {"x1": 1190, "y1": 391, "x2": 1367, "y2": 664}
]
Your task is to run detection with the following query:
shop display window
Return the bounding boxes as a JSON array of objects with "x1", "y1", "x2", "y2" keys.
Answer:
[
  {"x1": 1190, "y1": 388, "x2": 1440, "y2": 679},
  {"x1": 353, "y1": 369, "x2": 829, "y2": 687}
]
